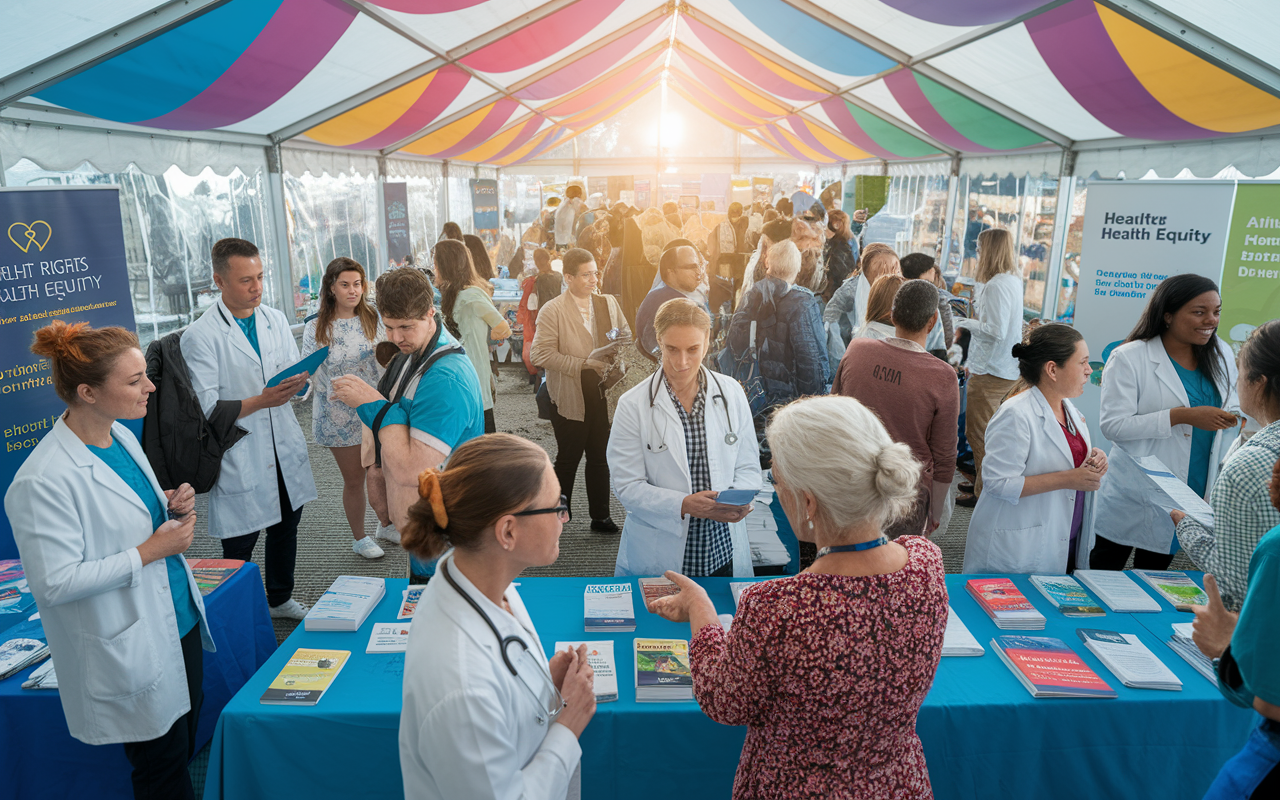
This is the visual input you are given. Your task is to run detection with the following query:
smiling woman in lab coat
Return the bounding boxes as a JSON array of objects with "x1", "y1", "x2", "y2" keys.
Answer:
[
  {"x1": 399, "y1": 434, "x2": 596, "y2": 800},
  {"x1": 608, "y1": 298, "x2": 762, "y2": 578},
  {"x1": 962, "y1": 324, "x2": 1109, "y2": 574},
  {"x1": 1092, "y1": 274, "x2": 1240, "y2": 570},
  {"x1": 4, "y1": 321, "x2": 211, "y2": 799}
]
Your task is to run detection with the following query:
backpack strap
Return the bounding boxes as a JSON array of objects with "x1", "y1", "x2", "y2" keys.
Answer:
[
  {"x1": 590, "y1": 293, "x2": 612, "y2": 347},
  {"x1": 371, "y1": 341, "x2": 465, "y2": 468}
]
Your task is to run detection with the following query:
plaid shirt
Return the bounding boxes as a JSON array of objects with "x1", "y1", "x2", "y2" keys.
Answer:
[
  {"x1": 667, "y1": 374, "x2": 733, "y2": 576},
  {"x1": 1176, "y1": 421, "x2": 1280, "y2": 612}
]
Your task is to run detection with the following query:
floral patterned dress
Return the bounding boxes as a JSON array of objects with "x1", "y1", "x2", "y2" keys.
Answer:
[
  {"x1": 301, "y1": 315, "x2": 384, "y2": 447},
  {"x1": 690, "y1": 536, "x2": 948, "y2": 799}
]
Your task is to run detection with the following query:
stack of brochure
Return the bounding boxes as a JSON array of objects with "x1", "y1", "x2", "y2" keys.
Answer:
[
  {"x1": 260, "y1": 649, "x2": 350, "y2": 705},
  {"x1": 1133, "y1": 570, "x2": 1209, "y2": 611},
  {"x1": 554, "y1": 640, "x2": 619, "y2": 702},
  {"x1": 634, "y1": 638, "x2": 693, "y2": 702},
  {"x1": 942, "y1": 606, "x2": 985, "y2": 657},
  {"x1": 0, "y1": 636, "x2": 48, "y2": 681},
  {"x1": 583, "y1": 584, "x2": 635, "y2": 632},
  {"x1": 366, "y1": 622, "x2": 412, "y2": 654},
  {"x1": 1074, "y1": 570, "x2": 1161, "y2": 613},
  {"x1": 398, "y1": 587, "x2": 423, "y2": 620},
  {"x1": 304, "y1": 576, "x2": 385, "y2": 632},
  {"x1": 638, "y1": 577, "x2": 681, "y2": 611},
  {"x1": 966, "y1": 579, "x2": 1046, "y2": 629},
  {"x1": 1167, "y1": 622, "x2": 1217, "y2": 683},
  {"x1": 1077, "y1": 629, "x2": 1182, "y2": 690},
  {"x1": 21, "y1": 659, "x2": 57, "y2": 690},
  {"x1": 187, "y1": 559, "x2": 244, "y2": 595},
  {"x1": 991, "y1": 635, "x2": 1116, "y2": 699},
  {"x1": 1029, "y1": 575, "x2": 1105, "y2": 617}
]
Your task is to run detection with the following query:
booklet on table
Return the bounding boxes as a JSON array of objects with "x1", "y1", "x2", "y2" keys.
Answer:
[
  {"x1": 942, "y1": 606, "x2": 984, "y2": 657},
  {"x1": 1133, "y1": 570, "x2": 1209, "y2": 611},
  {"x1": 398, "y1": 587, "x2": 423, "y2": 620},
  {"x1": 1029, "y1": 575, "x2": 1105, "y2": 617},
  {"x1": 554, "y1": 640, "x2": 619, "y2": 702},
  {"x1": 1074, "y1": 570, "x2": 1162, "y2": 613},
  {"x1": 304, "y1": 576, "x2": 385, "y2": 632},
  {"x1": 991, "y1": 635, "x2": 1117, "y2": 699},
  {"x1": 260, "y1": 648, "x2": 350, "y2": 706},
  {"x1": 366, "y1": 622, "x2": 412, "y2": 654},
  {"x1": 1167, "y1": 623, "x2": 1217, "y2": 683},
  {"x1": 583, "y1": 584, "x2": 635, "y2": 632},
  {"x1": 1077, "y1": 629, "x2": 1182, "y2": 691},
  {"x1": 634, "y1": 638, "x2": 693, "y2": 702},
  {"x1": 966, "y1": 578, "x2": 1046, "y2": 629}
]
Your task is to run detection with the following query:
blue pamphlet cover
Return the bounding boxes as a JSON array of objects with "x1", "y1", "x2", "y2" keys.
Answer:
[{"x1": 267, "y1": 346, "x2": 328, "y2": 388}]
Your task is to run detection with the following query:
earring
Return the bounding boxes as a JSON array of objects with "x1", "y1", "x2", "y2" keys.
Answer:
[{"x1": 807, "y1": 518, "x2": 814, "y2": 531}]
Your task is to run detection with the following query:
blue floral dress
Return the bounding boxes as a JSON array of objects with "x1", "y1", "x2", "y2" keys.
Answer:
[{"x1": 302, "y1": 315, "x2": 384, "y2": 447}]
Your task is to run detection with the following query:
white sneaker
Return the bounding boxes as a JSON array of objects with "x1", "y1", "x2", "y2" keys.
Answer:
[
  {"x1": 269, "y1": 598, "x2": 310, "y2": 619},
  {"x1": 353, "y1": 536, "x2": 385, "y2": 559},
  {"x1": 375, "y1": 522, "x2": 401, "y2": 545}
]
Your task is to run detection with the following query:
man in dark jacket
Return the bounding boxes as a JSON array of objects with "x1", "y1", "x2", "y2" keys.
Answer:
[{"x1": 727, "y1": 240, "x2": 830, "y2": 423}]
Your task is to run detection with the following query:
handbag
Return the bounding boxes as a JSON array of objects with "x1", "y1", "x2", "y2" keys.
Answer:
[
  {"x1": 535, "y1": 377, "x2": 554, "y2": 420},
  {"x1": 718, "y1": 319, "x2": 768, "y2": 423}
]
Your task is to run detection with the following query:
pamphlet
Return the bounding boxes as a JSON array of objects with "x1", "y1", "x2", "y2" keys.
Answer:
[
  {"x1": 1168, "y1": 623, "x2": 1216, "y2": 683},
  {"x1": 1133, "y1": 570, "x2": 1209, "y2": 611},
  {"x1": 398, "y1": 587, "x2": 423, "y2": 620},
  {"x1": 638, "y1": 577, "x2": 680, "y2": 611},
  {"x1": 583, "y1": 584, "x2": 635, "y2": 632},
  {"x1": 188, "y1": 559, "x2": 244, "y2": 595},
  {"x1": 634, "y1": 638, "x2": 693, "y2": 702},
  {"x1": 1077, "y1": 629, "x2": 1182, "y2": 691},
  {"x1": 1074, "y1": 570, "x2": 1162, "y2": 613},
  {"x1": 991, "y1": 635, "x2": 1116, "y2": 699},
  {"x1": 554, "y1": 640, "x2": 619, "y2": 702},
  {"x1": 0, "y1": 560, "x2": 34, "y2": 619},
  {"x1": 1029, "y1": 575, "x2": 1105, "y2": 617},
  {"x1": 21, "y1": 658, "x2": 56, "y2": 690},
  {"x1": 366, "y1": 622, "x2": 412, "y2": 654},
  {"x1": 260, "y1": 649, "x2": 351, "y2": 705},
  {"x1": 942, "y1": 606, "x2": 985, "y2": 657},
  {"x1": 0, "y1": 637, "x2": 48, "y2": 681},
  {"x1": 1132, "y1": 452, "x2": 1215, "y2": 530},
  {"x1": 965, "y1": 579, "x2": 1046, "y2": 629},
  {"x1": 266, "y1": 346, "x2": 328, "y2": 388},
  {"x1": 304, "y1": 576, "x2": 385, "y2": 632}
]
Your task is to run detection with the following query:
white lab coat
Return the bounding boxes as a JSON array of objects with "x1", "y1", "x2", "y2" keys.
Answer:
[
  {"x1": 1093, "y1": 336, "x2": 1239, "y2": 551},
  {"x1": 608, "y1": 367, "x2": 762, "y2": 577},
  {"x1": 962, "y1": 387, "x2": 1096, "y2": 574},
  {"x1": 181, "y1": 299, "x2": 317, "y2": 538},
  {"x1": 3, "y1": 420, "x2": 213, "y2": 745},
  {"x1": 400, "y1": 553, "x2": 581, "y2": 800}
]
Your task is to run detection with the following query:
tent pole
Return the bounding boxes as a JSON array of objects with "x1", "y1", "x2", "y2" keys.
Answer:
[
  {"x1": 940, "y1": 155, "x2": 961, "y2": 273},
  {"x1": 442, "y1": 160, "x2": 451, "y2": 231},
  {"x1": 264, "y1": 144, "x2": 296, "y2": 321},
  {"x1": 376, "y1": 157, "x2": 389, "y2": 280},
  {"x1": 1043, "y1": 150, "x2": 1077, "y2": 320}
]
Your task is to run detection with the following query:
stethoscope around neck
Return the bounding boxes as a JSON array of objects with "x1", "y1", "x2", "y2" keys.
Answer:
[{"x1": 646, "y1": 366, "x2": 738, "y2": 452}]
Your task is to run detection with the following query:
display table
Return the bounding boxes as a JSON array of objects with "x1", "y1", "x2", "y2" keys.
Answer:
[
  {"x1": 203, "y1": 572, "x2": 1253, "y2": 800},
  {"x1": 0, "y1": 562, "x2": 277, "y2": 800}
]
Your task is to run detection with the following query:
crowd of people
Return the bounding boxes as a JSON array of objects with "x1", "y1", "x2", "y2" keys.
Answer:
[{"x1": 4, "y1": 183, "x2": 1278, "y2": 799}]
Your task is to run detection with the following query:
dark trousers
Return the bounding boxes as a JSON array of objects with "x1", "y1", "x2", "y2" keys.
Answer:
[
  {"x1": 549, "y1": 371, "x2": 612, "y2": 521},
  {"x1": 484, "y1": 408, "x2": 497, "y2": 434},
  {"x1": 222, "y1": 463, "x2": 302, "y2": 607},
  {"x1": 122, "y1": 626, "x2": 203, "y2": 800},
  {"x1": 1089, "y1": 534, "x2": 1176, "y2": 571}
]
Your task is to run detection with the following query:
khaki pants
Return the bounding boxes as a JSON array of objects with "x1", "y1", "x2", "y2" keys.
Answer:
[{"x1": 966, "y1": 373, "x2": 1017, "y2": 496}]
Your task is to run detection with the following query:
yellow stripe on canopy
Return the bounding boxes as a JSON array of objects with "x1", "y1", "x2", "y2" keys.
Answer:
[
  {"x1": 745, "y1": 50, "x2": 825, "y2": 94},
  {"x1": 306, "y1": 72, "x2": 437, "y2": 147},
  {"x1": 808, "y1": 123, "x2": 873, "y2": 161},
  {"x1": 400, "y1": 103, "x2": 492, "y2": 156},
  {"x1": 1098, "y1": 4, "x2": 1280, "y2": 133},
  {"x1": 453, "y1": 116, "x2": 538, "y2": 163}
]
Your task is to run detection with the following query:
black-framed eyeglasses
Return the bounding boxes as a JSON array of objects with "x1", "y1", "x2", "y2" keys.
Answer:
[{"x1": 513, "y1": 495, "x2": 570, "y2": 523}]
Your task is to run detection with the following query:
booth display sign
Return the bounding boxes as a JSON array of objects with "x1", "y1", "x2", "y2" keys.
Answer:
[
  {"x1": 382, "y1": 182, "x2": 411, "y2": 268},
  {"x1": 1218, "y1": 182, "x2": 1280, "y2": 353},
  {"x1": 470, "y1": 179, "x2": 499, "y2": 248},
  {"x1": 0, "y1": 187, "x2": 136, "y2": 560}
]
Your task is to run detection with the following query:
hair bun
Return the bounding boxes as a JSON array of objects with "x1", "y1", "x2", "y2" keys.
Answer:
[
  {"x1": 1010, "y1": 342, "x2": 1028, "y2": 359},
  {"x1": 31, "y1": 319, "x2": 89, "y2": 362}
]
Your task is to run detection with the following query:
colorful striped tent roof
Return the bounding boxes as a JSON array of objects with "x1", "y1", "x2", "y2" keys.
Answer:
[{"x1": 4, "y1": 0, "x2": 1279, "y2": 167}]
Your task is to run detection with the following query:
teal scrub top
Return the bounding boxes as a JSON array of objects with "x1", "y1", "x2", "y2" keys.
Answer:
[
  {"x1": 87, "y1": 437, "x2": 201, "y2": 637},
  {"x1": 234, "y1": 313, "x2": 261, "y2": 357},
  {"x1": 1171, "y1": 360, "x2": 1222, "y2": 497},
  {"x1": 1219, "y1": 524, "x2": 1280, "y2": 709}
]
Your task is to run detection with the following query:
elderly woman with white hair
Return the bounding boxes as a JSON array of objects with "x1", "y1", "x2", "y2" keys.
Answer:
[
  {"x1": 651, "y1": 395, "x2": 948, "y2": 800},
  {"x1": 725, "y1": 240, "x2": 831, "y2": 428}
]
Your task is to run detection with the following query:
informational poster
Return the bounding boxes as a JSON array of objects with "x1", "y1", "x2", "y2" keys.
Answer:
[
  {"x1": 0, "y1": 186, "x2": 137, "y2": 559},
  {"x1": 1071, "y1": 181, "x2": 1235, "y2": 447},
  {"x1": 844, "y1": 176, "x2": 890, "y2": 219},
  {"x1": 469, "y1": 179, "x2": 499, "y2": 249},
  {"x1": 382, "y1": 182, "x2": 411, "y2": 268},
  {"x1": 1218, "y1": 181, "x2": 1280, "y2": 354},
  {"x1": 634, "y1": 180, "x2": 650, "y2": 209}
]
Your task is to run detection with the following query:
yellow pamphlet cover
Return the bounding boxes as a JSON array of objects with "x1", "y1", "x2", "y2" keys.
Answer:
[{"x1": 259, "y1": 648, "x2": 350, "y2": 706}]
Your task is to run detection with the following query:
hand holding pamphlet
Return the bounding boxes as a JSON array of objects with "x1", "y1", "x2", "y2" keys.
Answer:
[{"x1": 267, "y1": 346, "x2": 328, "y2": 388}]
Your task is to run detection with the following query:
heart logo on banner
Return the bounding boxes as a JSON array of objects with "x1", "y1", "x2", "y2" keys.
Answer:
[{"x1": 7, "y1": 220, "x2": 53, "y2": 253}]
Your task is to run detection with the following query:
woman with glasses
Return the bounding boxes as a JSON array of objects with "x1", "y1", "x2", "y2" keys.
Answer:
[
  {"x1": 609, "y1": 299, "x2": 762, "y2": 577},
  {"x1": 399, "y1": 433, "x2": 596, "y2": 800}
]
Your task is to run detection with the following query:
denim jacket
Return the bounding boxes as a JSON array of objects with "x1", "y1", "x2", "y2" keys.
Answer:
[{"x1": 728, "y1": 276, "x2": 831, "y2": 410}]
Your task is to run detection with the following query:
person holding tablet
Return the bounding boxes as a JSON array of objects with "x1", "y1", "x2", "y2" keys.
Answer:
[{"x1": 609, "y1": 298, "x2": 762, "y2": 577}]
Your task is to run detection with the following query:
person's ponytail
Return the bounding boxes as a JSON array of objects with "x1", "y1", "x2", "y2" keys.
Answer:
[{"x1": 30, "y1": 320, "x2": 139, "y2": 405}]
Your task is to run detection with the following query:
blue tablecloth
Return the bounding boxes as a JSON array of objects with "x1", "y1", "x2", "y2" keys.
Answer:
[
  {"x1": 204, "y1": 571, "x2": 1254, "y2": 800},
  {"x1": 0, "y1": 562, "x2": 276, "y2": 799}
]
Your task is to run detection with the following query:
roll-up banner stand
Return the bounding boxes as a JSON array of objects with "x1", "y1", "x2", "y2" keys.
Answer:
[{"x1": 0, "y1": 186, "x2": 137, "y2": 559}]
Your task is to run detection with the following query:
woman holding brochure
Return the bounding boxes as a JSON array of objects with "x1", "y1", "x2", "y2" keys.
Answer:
[
  {"x1": 301, "y1": 257, "x2": 386, "y2": 559},
  {"x1": 1093, "y1": 274, "x2": 1240, "y2": 570},
  {"x1": 608, "y1": 298, "x2": 762, "y2": 578},
  {"x1": 4, "y1": 321, "x2": 211, "y2": 800},
  {"x1": 650, "y1": 395, "x2": 947, "y2": 800},
  {"x1": 962, "y1": 324, "x2": 1108, "y2": 574},
  {"x1": 398, "y1": 433, "x2": 596, "y2": 800},
  {"x1": 1172, "y1": 321, "x2": 1280, "y2": 611}
]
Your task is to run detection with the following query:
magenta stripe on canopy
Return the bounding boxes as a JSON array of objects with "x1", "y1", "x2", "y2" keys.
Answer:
[
  {"x1": 461, "y1": 0, "x2": 625, "y2": 74},
  {"x1": 563, "y1": 77, "x2": 657, "y2": 129},
  {"x1": 540, "y1": 56, "x2": 660, "y2": 117},
  {"x1": 488, "y1": 117, "x2": 548, "y2": 162},
  {"x1": 678, "y1": 55, "x2": 783, "y2": 119},
  {"x1": 682, "y1": 17, "x2": 826, "y2": 102},
  {"x1": 1025, "y1": 0, "x2": 1211, "y2": 140},
  {"x1": 513, "y1": 18, "x2": 664, "y2": 101},
  {"x1": 817, "y1": 97, "x2": 897, "y2": 159},
  {"x1": 347, "y1": 65, "x2": 471, "y2": 150},
  {"x1": 670, "y1": 73, "x2": 764, "y2": 127},
  {"x1": 784, "y1": 116, "x2": 844, "y2": 161},
  {"x1": 142, "y1": 0, "x2": 356, "y2": 130},
  {"x1": 428, "y1": 98, "x2": 521, "y2": 158},
  {"x1": 883, "y1": 70, "x2": 990, "y2": 152},
  {"x1": 367, "y1": 1, "x2": 489, "y2": 11},
  {"x1": 510, "y1": 126, "x2": 569, "y2": 165}
]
